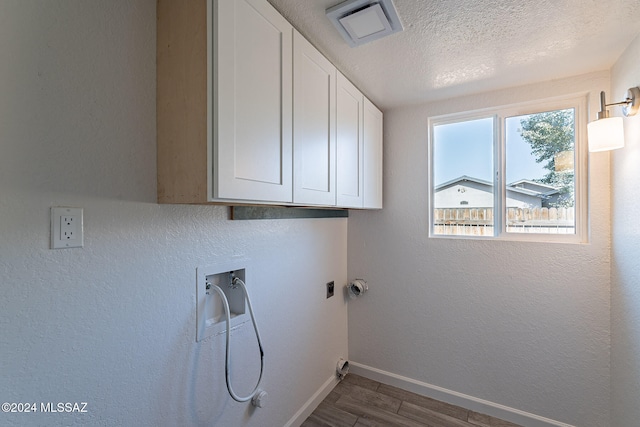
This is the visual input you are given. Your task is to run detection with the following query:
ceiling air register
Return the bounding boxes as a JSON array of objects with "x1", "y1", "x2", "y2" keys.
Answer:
[{"x1": 326, "y1": 0, "x2": 403, "y2": 47}]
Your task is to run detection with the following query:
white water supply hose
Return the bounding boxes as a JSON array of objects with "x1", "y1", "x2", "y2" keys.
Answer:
[{"x1": 208, "y1": 274, "x2": 266, "y2": 406}]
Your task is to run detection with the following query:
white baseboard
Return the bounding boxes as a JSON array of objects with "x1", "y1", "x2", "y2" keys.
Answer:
[
  {"x1": 348, "y1": 362, "x2": 575, "y2": 427},
  {"x1": 284, "y1": 374, "x2": 339, "y2": 427}
]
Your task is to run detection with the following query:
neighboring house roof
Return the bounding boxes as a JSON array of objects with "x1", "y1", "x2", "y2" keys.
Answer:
[
  {"x1": 507, "y1": 179, "x2": 560, "y2": 197},
  {"x1": 434, "y1": 175, "x2": 491, "y2": 191},
  {"x1": 435, "y1": 176, "x2": 559, "y2": 200}
]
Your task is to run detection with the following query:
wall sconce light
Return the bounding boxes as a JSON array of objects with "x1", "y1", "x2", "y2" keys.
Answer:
[{"x1": 587, "y1": 87, "x2": 640, "y2": 152}]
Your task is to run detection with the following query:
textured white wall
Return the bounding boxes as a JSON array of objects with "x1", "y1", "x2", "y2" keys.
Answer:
[
  {"x1": 348, "y1": 72, "x2": 612, "y2": 426},
  {"x1": 0, "y1": 1, "x2": 348, "y2": 426},
  {"x1": 610, "y1": 34, "x2": 640, "y2": 427}
]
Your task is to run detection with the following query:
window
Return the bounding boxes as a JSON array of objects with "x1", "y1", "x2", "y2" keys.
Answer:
[{"x1": 429, "y1": 97, "x2": 587, "y2": 242}]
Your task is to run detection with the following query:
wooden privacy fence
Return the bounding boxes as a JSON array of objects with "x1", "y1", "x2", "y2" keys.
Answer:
[{"x1": 433, "y1": 207, "x2": 575, "y2": 236}]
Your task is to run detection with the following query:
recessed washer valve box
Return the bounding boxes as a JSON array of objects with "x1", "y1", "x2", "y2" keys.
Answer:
[{"x1": 196, "y1": 261, "x2": 249, "y2": 342}]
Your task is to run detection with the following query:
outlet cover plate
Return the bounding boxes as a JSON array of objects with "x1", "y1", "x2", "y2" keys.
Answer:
[
  {"x1": 327, "y1": 281, "x2": 335, "y2": 298},
  {"x1": 51, "y1": 207, "x2": 83, "y2": 249}
]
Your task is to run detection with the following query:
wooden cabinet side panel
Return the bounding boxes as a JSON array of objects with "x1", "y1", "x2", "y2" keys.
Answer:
[{"x1": 157, "y1": 0, "x2": 209, "y2": 203}]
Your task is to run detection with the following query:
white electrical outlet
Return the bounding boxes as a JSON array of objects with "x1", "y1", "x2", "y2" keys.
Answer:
[{"x1": 51, "y1": 207, "x2": 83, "y2": 249}]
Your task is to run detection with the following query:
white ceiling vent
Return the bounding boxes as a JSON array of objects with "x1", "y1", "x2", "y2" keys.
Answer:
[{"x1": 326, "y1": 0, "x2": 403, "y2": 48}]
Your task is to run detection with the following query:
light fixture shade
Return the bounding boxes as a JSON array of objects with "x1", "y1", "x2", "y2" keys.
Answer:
[{"x1": 587, "y1": 116, "x2": 624, "y2": 152}]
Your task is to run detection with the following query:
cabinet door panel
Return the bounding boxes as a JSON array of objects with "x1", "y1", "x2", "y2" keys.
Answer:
[
  {"x1": 364, "y1": 98, "x2": 383, "y2": 209},
  {"x1": 293, "y1": 31, "x2": 336, "y2": 206},
  {"x1": 216, "y1": 0, "x2": 293, "y2": 202},
  {"x1": 336, "y1": 73, "x2": 363, "y2": 208}
]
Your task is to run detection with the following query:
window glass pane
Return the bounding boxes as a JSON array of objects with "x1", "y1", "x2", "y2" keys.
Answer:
[
  {"x1": 505, "y1": 108, "x2": 575, "y2": 234},
  {"x1": 432, "y1": 117, "x2": 494, "y2": 236}
]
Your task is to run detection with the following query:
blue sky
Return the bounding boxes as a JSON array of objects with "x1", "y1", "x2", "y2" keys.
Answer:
[{"x1": 433, "y1": 116, "x2": 548, "y2": 186}]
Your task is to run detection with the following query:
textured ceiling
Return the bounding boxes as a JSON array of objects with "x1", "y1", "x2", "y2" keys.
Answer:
[{"x1": 267, "y1": 0, "x2": 640, "y2": 110}]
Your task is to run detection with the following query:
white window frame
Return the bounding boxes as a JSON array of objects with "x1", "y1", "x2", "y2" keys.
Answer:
[{"x1": 428, "y1": 94, "x2": 588, "y2": 243}]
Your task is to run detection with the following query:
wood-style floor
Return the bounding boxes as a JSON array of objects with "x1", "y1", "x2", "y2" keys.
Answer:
[{"x1": 301, "y1": 374, "x2": 523, "y2": 427}]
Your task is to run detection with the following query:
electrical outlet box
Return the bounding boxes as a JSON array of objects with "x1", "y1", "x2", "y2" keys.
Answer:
[
  {"x1": 51, "y1": 207, "x2": 83, "y2": 249},
  {"x1": 327, "y1": 281, "x2": 335, "y2": 298},
  {"x1": 196, "y1": 261, "x2": 250, "y2": 342}
]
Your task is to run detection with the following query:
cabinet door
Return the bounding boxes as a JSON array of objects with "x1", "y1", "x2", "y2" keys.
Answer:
[
  {"x1": 293, "y1": 31, "x2": 336, "y2": 206},
  {"x1": 336, "y1": 73, "x2": 364, "y2": 208},
  {"x1": 215, "y1": 0, "x2": 293, "y2": 202},
  {"x1": 363, "y1": 98, "x2": 383, "y2": 209}
]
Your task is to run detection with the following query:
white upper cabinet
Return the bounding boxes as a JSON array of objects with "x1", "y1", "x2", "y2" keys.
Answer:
[
  {"x1": 363, "y1": 98, "x2": 383, "y2": 209},
  {"x1": 293, "y1": 31, "x2": 336, "y2": 206},
  {"x1": 157, "y1": 0, "x2": 382, "y2": 209},
  {"x1": 336, "y1": 72, "x2": 364, "y2": 208},
  {"x1": 215, "y1": 0, "x2": 293, "y2": 202}
]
